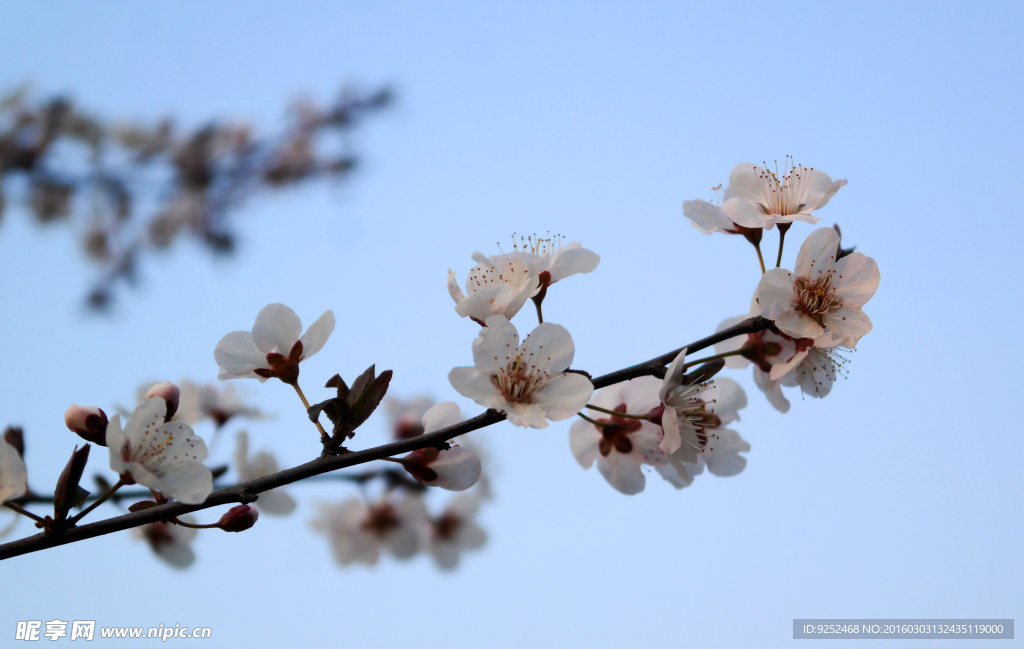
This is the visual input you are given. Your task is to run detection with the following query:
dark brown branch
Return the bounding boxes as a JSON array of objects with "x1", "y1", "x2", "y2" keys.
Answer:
[{"x1": 0, "y1": 316, "x2": 769, "y2": 561}]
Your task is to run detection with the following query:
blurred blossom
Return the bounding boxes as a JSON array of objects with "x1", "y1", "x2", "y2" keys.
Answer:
[
  {"x1": 384, "y1": 395, "x2": 434, "y2": 440},
  {"x1": 425, "y1": 493, "x2": 487, "y2": 570},
  {"x1": 233, "y1": 431, "x2": 295, "y2": 516},
  {"x1": 400, "y1": 402, "x2": 481, "y2": 491},
  {"x1": 0, "y1": 437, "x2": 27, "y2": 505},
  {"x1": 311, "y1": 495, "x2": 428, "y2": 567},
  {"x1": 133, "y1": 517, "x2": 198, "y2": 569}
]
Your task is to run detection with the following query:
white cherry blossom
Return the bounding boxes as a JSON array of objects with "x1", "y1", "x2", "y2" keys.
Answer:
[
  {"x1": 214, "y1": 303, "x2": 335, "y2": 383},
  {"x1": 311, "y1": 495, "x2": 428, "y2": 567},
  {"x1": 0, "y1": 438, "x2": 27, "y2": 505},
  {"x1": 167, "y1": 381, "x2": 268, "y2": 428},
  {"x1": 722, "y1": 160, "x2": 847, "y2": 230},
  {"x1": 447, "y1": 256, "x2": 539, "y2": 324},
  {"x1": 658, "y1": 376, "x2": 750, "y2": 488},
  {"x1": 483, "y1": 234, "x2": 600, "y2": 287},
  {"x1": 569, "y1": 377, "x2": 667, "y2": 495},
  {"x1": 106, "y1": 397, "x2": 213, "y2": 504},
  {"x1": 449, "y1": 315, "x2": 593, "y2": 428},
  {"x1": 399, "y1": 402, "x2": 481, "y2": 491},
  {"x1": 425, "y1": 492, "x2": 487, "y2": 570},
  {"x1": 657, "y1": 349, "x2": 716, "y2": 460},
  {"x1": 756, "y1": 227, "x2": 879, "y2": 347},
  {"x1": 233, "y1": 431, "x2": 296, "y2": 515}
]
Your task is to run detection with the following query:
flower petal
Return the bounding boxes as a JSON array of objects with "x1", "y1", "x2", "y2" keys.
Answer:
[
  {"x1": 531, "y1": 373, "x2": 593, "y2": 421},
  {"x1": 251, "y1": 303, "x2": 302, "y2": 354},
  {"x1": 546, "y1": 246, "x2": 600, "y2": 282},
  {"x1": 755, "y1": 269, "x2": 796, "y2": 320},
  {"x1": 754, "y1": 368, "x2": 791, "y2": 413},
  {"x1": 422, "y1": 401, "x2": 462, "y2": 434},
  {"x1": 835, "y1": 252, "x2": 880, "y2": 308},
  {"x1": 596, "y1": 454, "x2": 646, "y2": 495},
  {"x1": 522, "y1": 322, "x2": 575, "y2": 374},
  {"x1": 152, "y1": 461, "x2": 213, "y2": 504},
  {"x1": 299, "y1": 310, "x2": 335, "y2": 359},
  {"x1": 447, "y1": 269, "x2": 466, "y2": 304},
  {"x1": 448, "y1": 367, "x2": 501, "y2": 407},
  {"x1": 214, "y1": 330, "x2": 267, "y2": 380},
  {"x1": 722, "y1": 196, "x2": 769, "y2": 229},
  {"x1": 794, "y1": 227, "x2": 839, "y2": 279},
  {"x1": 428, "y1": 446, "x2": 481, "y2": 491},
  {"x1": 823, "y1": 304, "x2": 872, "y2": 349},
  {"x1": 774, "y1": 308, "x2": 825, "y2": 340},
  {"x1": 569, "y1": 420, "x2": 601, "y2": 469},
  {"x1": 472, "y1": 316, "x2": 520, "y2": 372},
  {"x1": 0, "y1": 439, "x2": 27, "y2": 504},
  {"x1": 683, "y1": 199, "x2": 733, "y2": 234}
]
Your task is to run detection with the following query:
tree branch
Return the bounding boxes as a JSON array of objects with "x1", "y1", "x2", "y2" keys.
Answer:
[{"x1": 0, "y1": 316, "x2": 769, "y2": 561}]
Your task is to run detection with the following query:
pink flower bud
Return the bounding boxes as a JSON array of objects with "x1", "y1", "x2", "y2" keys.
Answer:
[
  {"x1": 217, "y1": 504, "x2": 259, "y2": 532},
  {"x1": 64, "y1": 404, "x2": 109, "y2": 446},
  {"x1": 145, "y1": 382, "x2": 180, "y2": 421}
]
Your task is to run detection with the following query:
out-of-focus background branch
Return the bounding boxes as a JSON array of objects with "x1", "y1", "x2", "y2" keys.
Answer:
[{"x1": 0, "y1": 83, "x2": 391, "y2": 310}]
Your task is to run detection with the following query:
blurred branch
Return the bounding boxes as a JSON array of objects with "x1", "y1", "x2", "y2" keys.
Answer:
[
  {"x1": 0, "y1": 83, "x2": 392, "y2": 310},
  {"x1": 0, "y1": 316, "x2": 769, "y2": 561}
]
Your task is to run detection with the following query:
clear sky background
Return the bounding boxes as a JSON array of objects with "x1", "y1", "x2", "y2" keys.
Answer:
[{"x1": 0, "y1": 1, "x2": 1021, "y2": 647}]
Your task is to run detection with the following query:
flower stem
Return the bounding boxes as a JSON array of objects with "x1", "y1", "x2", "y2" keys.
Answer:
[
  {"x1": 584, "y1": 404, "x2": 648, "y2": 420},
  {"x1": 534, "y1": 299, "x2": 544, "y2": 324},
  {"x1": 172, "y1": 518, "x2": 220, "y2": 530},
  {"x1": 68, "y1": 478, "x2": 125, "y2": 525},
  {"x1": 682, "y1": 348, "x2": 747, "y2": 369},
  {"x1": 753, "y1": 241, "x2": 766, "y2": 275},
  {"x1": 576, "y1": 412, "x2": 604, "y2": 427},
  {"x1": 293, "y1": 383, "x2": 328, "y2": 439},
  {"x1": 3, "y1": 501, "x2": 46, "y2": 523},
  {"x1": 775, "y1": 222, "x2": 791, "y2": 268}
]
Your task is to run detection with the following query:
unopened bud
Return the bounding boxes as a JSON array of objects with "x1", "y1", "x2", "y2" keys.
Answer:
[
  {"x1": 64, "y1": 404, "x2": 109, "y2": 446},
  {"x1": 217, "y1": 504, "x2": 259, "y2": 533},
  {"x1": 144, "y1": 382, "x2": 180, "y2": 421}
]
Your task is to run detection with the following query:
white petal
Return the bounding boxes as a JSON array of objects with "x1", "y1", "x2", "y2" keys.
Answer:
[
  {"x1": 655, "y1": 462, "x2": 692, "y2": 489},
  {"x1": 522, "y1": 322, "x2": 575, "y2": 374},
  {"x1": 429, "y1": 446, "x2": 481, "y2": 491},
  {"x1": 722, "y1": 197, "x2": 769, "y2": 229},
  {"x1": 546, "y1": 246, "x2": 600, "y2": 282},
  {"x1": 683, "y1": 199, "x2": 732, "y2": 234},
  {"x1": 569, "y1": 420, "x2": 601, "y2": 469},
  {"x1": 105, "y1": 414, "x2": 127, "y2": 474},
  {"x1": 707, "y1": 378, "x2": 747, "y2": 425},
  {"x1": 151, "y1": 462, "x2": 213, "y2": 504},
  {"x1": 447, "y1": 269, "x2": 466, "y2": 304},
  {"x1": 531, "y1": 373, "x2": 593, "y2": 421},
  {"x1": 726, "y1": 163, "x2": 768, "y2": 203},
  {"x1": 422, "y1": 402, "x2": 462, "y2": 434},
  {"x1": 503, "y1": 273, "x2": 540, "y2": 318},
  {"x1": 503, "y1": 402, "x2": 550, "y2": 428},
  {"x1": 449, "y1": 366, "x2": 499, "y2": 404},
  {"x1": 659, "y1": 405, "x2": 681, "y2": 453},
  {"x1": 703, "y1": 427, "x2": 750, "y2": 477},
  {"x1": 298, "y1": 310, "x2": 335, "y2": 359},
  {"x1": 774, "y1": 308, "x2": 825, "y2": 340},
  {"x1": 596, "y1": 454, "x2": 646, "y2": 495},
  {"x1": 659, "y1": 349, "x2": 687, "y2": 404},
  {"x1": 256, "y1": 489, "x2": 297, "y2": 516},
  {"x1": 823, "y1": 304, "x2": 872, "y2": 349},
  {"x1": 794, "y1": 227, "x2": 840, "y2": 279},
  {"x1": 754, "y1": 368, "x2": 791, "y2": 413},
  {"x1": 835, "y1": 252, "x2": 880, "y2": 308},
  {"x1": 123, "y1": 397, "x2": 169, "y2": 445},
  {"x1": 472, "y1": 315, "x2": 520, "y2": 371},
  {"x1": 454, "y1": 284, "x2": 511, "y2": 321},
  {"x1": 214, "y1": 331, "x2": 267, "y2": 379},
  {"x1": 813, "y1": 178, "x2": 847, "y2": 210},
  {"x1": 756, "y1": 269, "x2": 796, "y2": 320},
  {"x1": 768, "y1": 349, "x2": 809, "y2": 381},
  {"x1": 251, "y1": 303, "x2": 302, "y2": 354},
  {"x1": 791, "y1": 167, "x2": 836, "y2": 211}
]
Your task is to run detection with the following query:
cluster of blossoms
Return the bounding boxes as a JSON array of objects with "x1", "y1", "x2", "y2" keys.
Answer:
[{"x1": 0, "y1": 159, "x2": 879, "y2": 571}]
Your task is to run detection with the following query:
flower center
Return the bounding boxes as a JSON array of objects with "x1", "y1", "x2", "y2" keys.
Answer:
[
  {"x1": 434, "y1": 513, "x2": 462, "y2": 541},
  {"x1": 363, "y1": 504, "x2": 400, "y2": 538},
  {"x1": 490, "y1": 350, "x2": 553, "y2": 404},
  {"x1": 751, "y1": 157, "x2": 814, "y2": 216},
  {"x1": 794, "y1": 273, "x2": 840, "y2": 323},
  {"x1": 596, "y1": 403, "x2": 643, "y2": 456},
  {"x1": 466, "y1": 261, "x2": 525, "y2": 293},
  {"x1": 506, "y1": 231, "x2": 565, "y2": 257}
]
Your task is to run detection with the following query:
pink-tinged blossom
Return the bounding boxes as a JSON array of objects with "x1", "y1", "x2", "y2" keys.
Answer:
[
  {"x1": 214, "y1": 303, "x2": 335, "y2": 384},
  {"x1": 143, "y1": 382, "x2": 180, "y2": 420},
  {"x1": 756, "y1": 227, "x2": 879, "y2": 348},
  {"x1": 426, "y1": 492, "x2": 487, "y2": 570},
  {"x1": 658, "y1": 376, "x2": 751, "y2": 488},
  {"x1": 400, "y1": 402, "x2": 481, "y2": 491},
  {"x1": 0, "y1": 438, "x2": 27, "y2": 505},
  {"x1": 569, "y1": 377, "x2": 667, "y2": 495},
  {"x1": 311, "y1": 495, "x2": 428, "y2": 567},
  {"x1": 64, "y1": 404, "x2": 109, "y2": 446},
  {"x1": 133, "y1": 518, "x2": 197, "y2": 569},
  {"x1": 722, "y1": 161, "x2": 847, "y2": 230},
  {"x1": 233, "y1": 431, "x2": 296, "y2": 515},
  {"x1": 449, "y1": 315, "x2": 593, "y2": 428},
  {"x1": 106, "y1": 397, "x2": 213, "y2": 504},
  {"x1": 657, "y1": 349, "x2": 716, "y2": 459},
  {"x1": 447, "y1": 256, "x2": 539, "y2": 324},
  {"x1": 483, "y1": 234, "x2": 600, "y2": 286}
]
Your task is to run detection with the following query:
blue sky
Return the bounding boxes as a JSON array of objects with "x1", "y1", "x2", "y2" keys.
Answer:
[{"x1": 0, "y1": 1, "x2": 1021, "y2": 647}]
